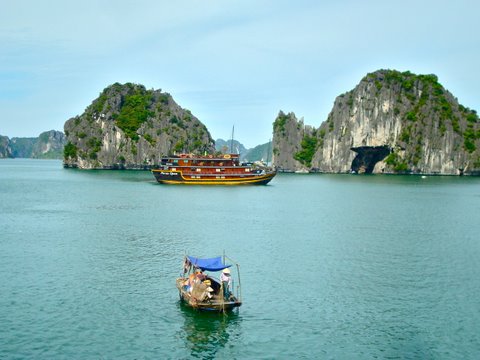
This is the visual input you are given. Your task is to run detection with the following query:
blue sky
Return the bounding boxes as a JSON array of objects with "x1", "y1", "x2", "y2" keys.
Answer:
[{"x1": 1, "y1": 0, "x2": 479, "y2": 148}]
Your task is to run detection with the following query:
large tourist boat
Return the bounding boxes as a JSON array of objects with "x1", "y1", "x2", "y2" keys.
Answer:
[
  {"x1": 151, "y1": 153, "x2": 276, "y2": 185},
  {"x1": 177, "y1": 255, "x2": 242, "y2": 312}
]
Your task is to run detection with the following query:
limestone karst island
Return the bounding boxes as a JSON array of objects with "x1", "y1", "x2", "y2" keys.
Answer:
[
  {"x1": 1, "y1": 69, "x2": 479, "y2": 175},
  {"x1": 273, "y1": 70, "x2": 480, "y2": 175}
]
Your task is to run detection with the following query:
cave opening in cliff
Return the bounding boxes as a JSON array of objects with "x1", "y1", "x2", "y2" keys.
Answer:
[{"x1": 350, "y1": 146, "x2": 391, "y2": 174}]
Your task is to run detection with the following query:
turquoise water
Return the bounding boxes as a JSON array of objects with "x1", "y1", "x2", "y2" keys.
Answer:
[{"x1": 1, "y1": 159, "x2": 480, "y2": 359}]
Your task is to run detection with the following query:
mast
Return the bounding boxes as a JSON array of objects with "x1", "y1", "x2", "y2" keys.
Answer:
[{"x1": 229, "y1": 125, "x2": 235, "y2": 154}]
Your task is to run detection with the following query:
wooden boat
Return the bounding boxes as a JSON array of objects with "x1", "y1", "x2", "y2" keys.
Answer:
[
  {"x1": 177, "y1": 255, "x2": 242, "y2": 312},
  {"x1": 152, "y1": 153, "x2": 276, "y2": 185}
]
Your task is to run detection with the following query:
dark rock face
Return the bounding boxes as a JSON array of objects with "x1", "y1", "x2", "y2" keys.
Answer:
[
  {"x1": 63, "y1": 83, "x2": 215, "y2": 169},
  {"x1": 351, "y1": 146, "x2": 391, "y2": 174},
  {"x1": 273, "y1": 70, "x2": 480, "y2": 175}
]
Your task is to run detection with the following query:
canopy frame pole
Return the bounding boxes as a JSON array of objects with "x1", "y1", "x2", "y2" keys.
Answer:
[{"x1": 236, "y1": 263, "x2": 242, "y2": 301}]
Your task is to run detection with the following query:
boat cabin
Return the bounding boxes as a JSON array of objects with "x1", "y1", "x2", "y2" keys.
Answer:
[{"x1": 161, "y1": 154, "x2": 241, "y2": 168}]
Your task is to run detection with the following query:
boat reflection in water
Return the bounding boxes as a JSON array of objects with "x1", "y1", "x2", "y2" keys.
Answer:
[{"x1": 177, "y1": 302, "x2": 241, "y2": 358}]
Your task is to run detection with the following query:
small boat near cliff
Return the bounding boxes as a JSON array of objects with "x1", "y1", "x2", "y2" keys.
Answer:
[
  {"x1": 177, "y1": 255, "x2": 242, "y2": 312},
  {"x1": 152, "y1": 153, "x2": 276, "y2": 185}
]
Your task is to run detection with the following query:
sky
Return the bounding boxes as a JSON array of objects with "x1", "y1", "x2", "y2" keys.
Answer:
[{"x1": 1, "y1": 0, "x2": 479, "y2": 148}]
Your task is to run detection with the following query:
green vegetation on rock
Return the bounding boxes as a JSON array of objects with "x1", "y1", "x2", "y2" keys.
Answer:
[
  {"x1": 114, "y1": 92, "x2": 154, "y2": 141},
  {"x1": 64, "y1": 142, "x2": 77, "y2": 159},
  {"x1": 86, "y1": 137, "x2": 102, "y2": 159},
  {"x1": 92, "y1": 91, "x2": 109, "y2": 114},
  {"x1": 144, "y1": 133, "x2": 156, "y2": 146},
  {"x1": 273, "y1": 112, "x2": 289, "y2": 135},
  {"x1": 174, "y1": 139, "x2": 185, "y2": 152},
  {"x1": 294, "y1": 133, "x2": 318, "y2": 167},
  {"x1": 384, "y1": 152, "x2": 409, "y2": 173}
]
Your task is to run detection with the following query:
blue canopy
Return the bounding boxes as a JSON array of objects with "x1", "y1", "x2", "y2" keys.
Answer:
[{"x1": 187, "y1": 256, "x2": 231, "y2": 272}]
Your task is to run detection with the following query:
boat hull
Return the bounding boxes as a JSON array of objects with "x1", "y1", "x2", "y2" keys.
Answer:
[
  {"x1": 152, "y1": 169, "x2": 276, "y2": 185},
  {"x1": 176, "y1": 278, "x2": 241, "y2": 312}
]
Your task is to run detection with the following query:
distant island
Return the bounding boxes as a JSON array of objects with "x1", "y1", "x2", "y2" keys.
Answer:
[
  {"x1": 215, "y1": 138, "x2": 272, "y2": 163},
  {"x1": 0, "y1": 130, "x2": 269, "y2": 164},
  {"x1": 0, "y1": 131, "x2": 65, "y2": 159}
]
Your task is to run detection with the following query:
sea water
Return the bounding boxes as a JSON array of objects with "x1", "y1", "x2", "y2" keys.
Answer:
[{"x1": 1, "y1": 159, "x2": 479, "y2": 359}]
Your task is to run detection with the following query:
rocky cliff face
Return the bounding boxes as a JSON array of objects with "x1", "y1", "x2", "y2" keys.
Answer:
[
  {"x1": 32, "y1": 130, "x2": 66, "y2": 159},
  {"x1": 272, "y1": 111, "x2": 315, "y2": 171},
  {"x1": 9, "y1": 137, "x2": 36, "y2": 158},
  {"x1": 0, "y1": 136, "x2": 12, "y2": 158},
  {"x1": 273, "y1": 70, "x2": 480, "y2": 175},
  {"x1": 63, "y1": 83, "x2": 214, "y2": 169}
]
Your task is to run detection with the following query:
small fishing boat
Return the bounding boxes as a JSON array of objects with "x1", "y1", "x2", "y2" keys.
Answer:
[
  {"x1": 176, "y1": 255, "x2": 242, "y2": 312},
  {"x1": 152, "y1": 153, "x2": 276, "y2": 185}
]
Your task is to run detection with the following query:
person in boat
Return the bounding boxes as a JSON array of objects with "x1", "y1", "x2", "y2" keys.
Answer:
[
  {"x1": 183, "y1": 273, "x2": 194, "y2": 292},
  {"x1": 195, "y1": 268, "x2": 206, "y2": 282},
  {"x1": 184, "y1": 268, "x2": 200, "y2": 292},
  {"x1": 206, "y1": 287, "x2": 214, "y2": 299},
  {"x1": 195, "y1": 279, "x2": 214, "y2": 302},
  {"x1": 184, "y1": 268, "x2": 206, "y2": 293},
  {"x1": 220, "y1": 268, "x2": 232, "y2": 300}
]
